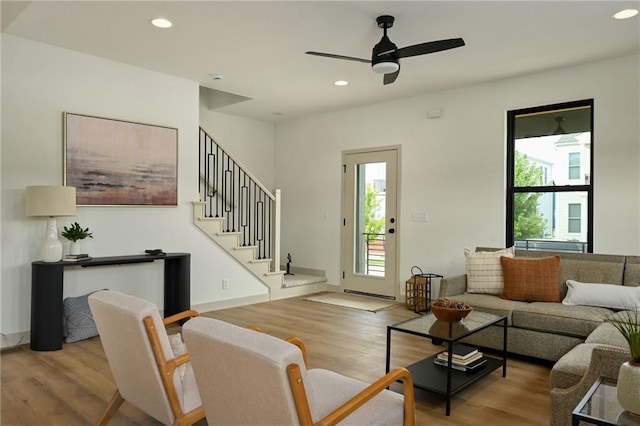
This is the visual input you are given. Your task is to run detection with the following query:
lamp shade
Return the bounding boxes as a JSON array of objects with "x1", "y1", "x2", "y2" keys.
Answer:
[{"x1": 26, "y1": 186, "x2": 77, "y2": 217}]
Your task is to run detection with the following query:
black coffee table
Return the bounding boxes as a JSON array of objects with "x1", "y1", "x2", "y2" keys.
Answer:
[{"x1": 386, "y1": 311, "x2": 507, "y2": 415}]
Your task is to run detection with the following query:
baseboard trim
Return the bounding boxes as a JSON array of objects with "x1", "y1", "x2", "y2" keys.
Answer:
[
  {"x1": 343, "y1": 289, "x2": 396, "y2": 301},
  {"x1": 193, "y1": 293, "x2": 270, "y2": 313},
  {"x1": 1, "y1": 331, "x2": 30, "y2": 351}
]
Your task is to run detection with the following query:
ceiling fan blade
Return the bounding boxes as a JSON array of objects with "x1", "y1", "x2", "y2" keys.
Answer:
[
  {"x1": 383, "y1": 68, "x2": 400, "y2": 85},
  {"x1": 305, "y1": 51, "x2": 371, "y2": 64},
  {"x1": 395, "y1": 38, "x2": 465, "y2": 59}
]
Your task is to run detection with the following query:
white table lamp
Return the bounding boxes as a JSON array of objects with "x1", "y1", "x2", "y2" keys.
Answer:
[{"x1": 26, "y1": 186, "x2": 77, "y2": 262}]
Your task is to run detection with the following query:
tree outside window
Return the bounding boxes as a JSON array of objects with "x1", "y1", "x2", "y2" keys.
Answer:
[
  {"x1": 364, "y1": 183, "x2": 385, "y2": 241},
  {"x1": 514, "y1": 153, "x2": 547, "y2": 239}
]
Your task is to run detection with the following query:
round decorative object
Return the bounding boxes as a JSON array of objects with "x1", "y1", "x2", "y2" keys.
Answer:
[
  {"x1": 430, "y1": 304, "x2": 472, "y2": 323},
  {"x1": 429, "y1": 319, "x2": 469, "y2": 338},
  {"x1": 617, "y1": 361, "x2": 640, "y2": 416}
]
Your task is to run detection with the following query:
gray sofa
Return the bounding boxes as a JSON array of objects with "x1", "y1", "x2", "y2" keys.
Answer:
[
  {"x1": 438, "y1": 248, "x2": 638, "y2": 361},
  {"x1": 438, "y1": 248, "x2": 639, "y2": 425}
]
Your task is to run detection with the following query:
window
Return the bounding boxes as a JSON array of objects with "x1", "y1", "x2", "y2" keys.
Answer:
[
  {"x1": 568, "y1": 203, "x2": 581, "y2": 233},
  {"x1": 568, "y1": 152, "x2": 580, "y2": 180},
  {"x1": 373, "y1": 179, "x2": 386, "y2": 194},
  {"x1": 506, "y1": 99, "x2": 593, "y2": 253}
]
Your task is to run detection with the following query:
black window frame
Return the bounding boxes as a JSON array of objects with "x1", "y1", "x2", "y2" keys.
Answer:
[{"x1": 506, "y1": 99, "x2": 594, "y2": 253}]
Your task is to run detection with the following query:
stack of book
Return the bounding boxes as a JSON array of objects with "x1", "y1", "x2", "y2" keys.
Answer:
[
  {"x1": 63, "y1": 253, "x2": 92, "y2": 262},
  {"x1": 433, "y1": 343, "x2": 487, "y2": 372}
]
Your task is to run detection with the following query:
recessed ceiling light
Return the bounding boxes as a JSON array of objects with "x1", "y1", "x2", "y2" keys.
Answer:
[
  {"x1": 334, "y1": 80, "x2": 349, "y2": 86},
  {"x1": 613, "y1": 9, "x2": 639, "y2": 19},
  {"x1": 151, "y1": 18, "x2": 173, "y2": 28}
]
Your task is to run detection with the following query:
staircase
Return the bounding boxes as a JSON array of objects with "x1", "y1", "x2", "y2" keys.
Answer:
[{"x1": 194, "y1": 127, "x2": 326, "y2": 300}]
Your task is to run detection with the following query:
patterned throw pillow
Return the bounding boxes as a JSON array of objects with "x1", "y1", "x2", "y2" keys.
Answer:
[
  {"x1": 64, "y1": 291, "x2": 101, "y2": 343},
  {"x1": 465, "y1": 247, "x2": 515, "y2": 295},
  {"x1": 501, "y1": 255, "x2": 561, "y2": 302}
]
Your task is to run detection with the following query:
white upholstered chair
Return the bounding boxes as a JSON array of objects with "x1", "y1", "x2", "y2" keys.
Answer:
[
  {"x1": 183, "y1": 316, "x2": 416, "y2": 426},
  {"x1": 88, "y1": 290, "x2": 205, "y2": 425}
]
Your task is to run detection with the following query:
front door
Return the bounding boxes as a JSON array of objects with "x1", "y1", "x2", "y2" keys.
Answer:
[{"x1": 341, "y1": 148, "x2": 399, "y2": 299}]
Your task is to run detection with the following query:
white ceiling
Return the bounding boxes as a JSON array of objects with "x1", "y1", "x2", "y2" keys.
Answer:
[{"x1": 3, "y1": 1, "x2": 639, "y2": 122}]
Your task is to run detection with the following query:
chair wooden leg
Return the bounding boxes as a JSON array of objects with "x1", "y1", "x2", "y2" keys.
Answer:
[
  {"x1": 174, "y1": 406, "x2": 206, "y2": 426},
  {"x1": 95, "y1": 390, "x2": 125, "y2": 426}
]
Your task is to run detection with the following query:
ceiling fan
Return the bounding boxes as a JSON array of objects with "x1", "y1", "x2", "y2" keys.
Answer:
[{"x1": 306, "y1": 15, "x2": 465, "y2": 85}]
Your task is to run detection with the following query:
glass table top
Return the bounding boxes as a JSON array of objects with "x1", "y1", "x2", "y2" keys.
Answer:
[
  {"x1": 575, "y1": 377, "x2": 640, "y2": 426},
  {"x1": 389, "y1": 310, "x2": 505, "y2": 341}
]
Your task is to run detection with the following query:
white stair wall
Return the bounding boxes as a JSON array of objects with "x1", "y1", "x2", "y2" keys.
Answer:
[{"x1": 193, "y1": 201, "x2": 327, "y2": 300}]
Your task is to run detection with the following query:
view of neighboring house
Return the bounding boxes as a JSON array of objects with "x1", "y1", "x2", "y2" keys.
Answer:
[{"x1": 517, "y1": 132, "x2": 591, "y2": 249}]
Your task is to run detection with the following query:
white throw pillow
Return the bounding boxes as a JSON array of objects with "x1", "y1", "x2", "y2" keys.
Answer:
[
  {"x1": 465, "y1": 247, "x2": 515, "y2": 295},
  {"x1": 562, "y1": 280, "x2": 640, "y2": 310}
]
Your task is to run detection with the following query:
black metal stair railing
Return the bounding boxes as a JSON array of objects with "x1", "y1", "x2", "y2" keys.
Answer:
[{"x1": 199, "y1": 127, "x2": 277, "y2": 262}]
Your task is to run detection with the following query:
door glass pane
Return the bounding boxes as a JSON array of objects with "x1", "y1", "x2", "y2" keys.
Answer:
[
  {"x1": 355, "y1": 162, "x2": 386, "y2": 276},
  {"x1": 514, "y1": 191, "x2": 588, "y2": 252}
]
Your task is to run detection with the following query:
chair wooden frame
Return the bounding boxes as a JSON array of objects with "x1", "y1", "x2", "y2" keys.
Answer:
[
  {"x1": 285, "y1": 338, "x2": 416, "y2": 426},
  {"x1": 96, "y1": 309, "x2": 205, "y2": 426}
]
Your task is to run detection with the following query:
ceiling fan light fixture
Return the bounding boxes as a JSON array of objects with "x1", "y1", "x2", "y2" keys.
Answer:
[
  {"x1": 305, "y1": 14, "x2": 464, "y2": 85},
  {"x1": 372, "y1": 61, "x2": 399, "y2": 74}
]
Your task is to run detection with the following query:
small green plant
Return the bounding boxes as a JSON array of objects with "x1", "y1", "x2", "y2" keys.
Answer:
[
  {"x1": 61, "y1": 222, "x2": 93, "y2": 242},
  {"x1": 606, "y1": 308, "x2": 640, "y2": 364}
]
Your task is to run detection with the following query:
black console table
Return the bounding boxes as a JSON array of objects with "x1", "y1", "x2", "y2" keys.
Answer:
[{"x1": 31, "y1": 253, "x2": 190, "y2": 351}]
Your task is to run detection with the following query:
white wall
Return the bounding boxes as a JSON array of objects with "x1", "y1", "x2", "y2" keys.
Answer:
[
  {"x1": 275, "y1": 54, "x2": 640, "y2": 291},
  {"x1": 199, "y1": 96, "x2": 276, "y2": 191},
  {"x1": 0, "y1": 35, "x2": 268, "y2": 343}
]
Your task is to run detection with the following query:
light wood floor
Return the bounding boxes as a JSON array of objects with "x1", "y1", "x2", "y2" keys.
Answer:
[{"x1": 1, "y1": 293, "x2": 553, "y2": 425}]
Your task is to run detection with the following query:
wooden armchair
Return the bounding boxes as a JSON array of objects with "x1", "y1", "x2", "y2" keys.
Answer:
[
  {"x1": 88, "y1": 290, "x2": 205, "y2": 426},
  {"x1": 183, "y1": 316, "x2": 415, "y2": 426}
]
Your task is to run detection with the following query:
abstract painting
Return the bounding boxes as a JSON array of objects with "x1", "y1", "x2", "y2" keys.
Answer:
[{"x1": 64, "y1": 113, "x2": 178, "y2": 206}]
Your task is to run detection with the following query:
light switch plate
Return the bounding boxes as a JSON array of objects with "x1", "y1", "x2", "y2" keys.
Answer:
[{"x1": 412, "y1": 211, "x2": 428, "y2": 222}]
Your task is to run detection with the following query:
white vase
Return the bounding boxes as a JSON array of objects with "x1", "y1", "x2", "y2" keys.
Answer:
[
  {"x1": 69, "y1": 241, "x2": 81, "y2": 255},
  {"x1": 617, "y1": 361, "x2": 640, "y2": 416},
  {"x1": 40, "y1": 218, "x2": 63, "y2": 262}
]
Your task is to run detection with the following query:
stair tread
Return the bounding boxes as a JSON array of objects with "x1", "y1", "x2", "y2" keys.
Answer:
[
  {"x1": 250, "y1": 258, "x2": 273, "y2": 263},
  {"x1": 193, "y1": 196, "x2": 283, "y2": 292}
]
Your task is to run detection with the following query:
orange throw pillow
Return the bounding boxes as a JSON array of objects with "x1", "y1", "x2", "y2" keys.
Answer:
[{"x1": 500, "y1": 256, "x2": 561, "y2": 302}]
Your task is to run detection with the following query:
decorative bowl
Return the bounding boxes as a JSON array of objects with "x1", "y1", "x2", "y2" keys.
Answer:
[
  {"x1": 430, "y1": 304, "x2": 472, "y2": 323},
  {"x1": 428, "y1": 320, "x2": 469, "y2": 338}
]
